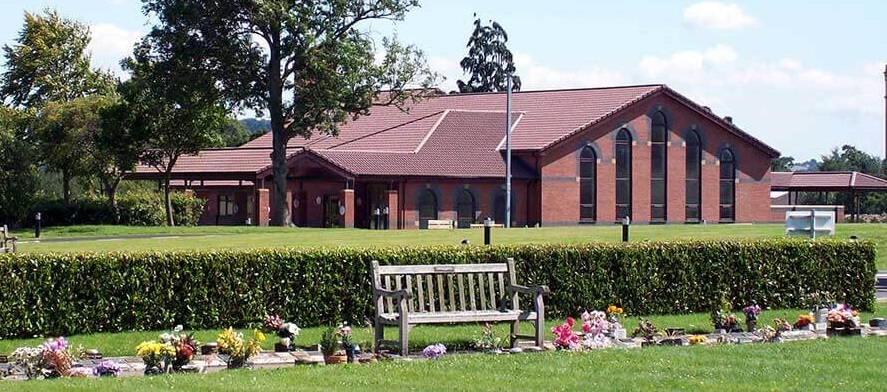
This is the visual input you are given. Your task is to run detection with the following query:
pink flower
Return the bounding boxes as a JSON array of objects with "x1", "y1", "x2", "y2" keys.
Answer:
[{"x1": 565, "y1": 317, "x2": 575, "y2": 327}]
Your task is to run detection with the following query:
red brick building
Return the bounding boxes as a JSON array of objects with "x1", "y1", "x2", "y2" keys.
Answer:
[{"x1": 129, "y1": 84, "x2": 780, "y2": 228}]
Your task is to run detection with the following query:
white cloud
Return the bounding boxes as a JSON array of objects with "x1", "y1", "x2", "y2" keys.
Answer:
[
  {"x1": 88, "y1": 23, "x2": 143, "y2": 76},
  {"x1": 703, "y1": 44, "x2": 738, "y2": 64},
  {"x1": 683, "y1": 2, "x2": 757, "y2": 30},
  {"x1": 779, "y1": 58, "x2": 802, "y2": 71},
  {"x1": 513, "y1": 53, "x2": 625, "y2": 90},
  {"x1": 638, "y1": 44, "x2": 736, "y2": 82},
  {"x1": 730, "y1": 65, "x2": 790, "y2": 85}
]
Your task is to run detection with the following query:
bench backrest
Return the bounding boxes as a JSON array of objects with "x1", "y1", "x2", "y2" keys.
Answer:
[
  {"x1": 0, "y1": 225, "x2": 8, "y2": 242},
  {"x1": 371, "y1": 259, "x2": 519, "y2": 314}
]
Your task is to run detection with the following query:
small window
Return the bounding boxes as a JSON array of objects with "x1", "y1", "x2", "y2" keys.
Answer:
[
  {"x1": 579, "y1": 146, "x2": 596, "y2": 221},
  {"x1": 650, "y1": 112, "x2": 667, "y2": 222},
  {"x1": 719, "y1": 148, "x2": 736, "y2": 222},
  {"x1": 218, "y1": 195, "x2": 238, "y2": 217},
  {"x1": 685, "y1": 130, "x2": 702, "y2": 222},
  {"x1": 615, "y1": 129, "x2": 632, "y2": 221}
]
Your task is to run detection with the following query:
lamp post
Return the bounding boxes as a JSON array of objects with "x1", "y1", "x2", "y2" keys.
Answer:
[
  {"x1": 383, "y1": 207, "x2": 389, "y2": 230},
  {"x1": 484, "y1": 217, "x2": 492, "y2": 246}
]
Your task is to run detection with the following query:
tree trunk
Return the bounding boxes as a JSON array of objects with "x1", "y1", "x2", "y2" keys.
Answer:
[
  {"x1": 103, "y1": 176, "x2": 121, "y2": 223},
  {"x1": 164, "y1": 172, "x2": 175, "y2": 226},
  {"x1": 62, "y1": 169, "x2": 72, "y2": 205},
  {"x1": 268, "y1": 32, "x2": 290, "y2": 226}
]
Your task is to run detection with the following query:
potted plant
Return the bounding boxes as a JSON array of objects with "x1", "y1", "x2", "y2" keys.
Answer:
[
  {"x1": 826, "y1": 303, "x2": 861, "y2": 336},
  {"x1": 472, "y1": 322, "x2": 503, "y2": 353},
  {"x1": 216, "y1": 327, "x2": 265, "y2": 369},
  {"x1": 264, "y1": 314, "x2": 301, "y2": 352},
  {"x1": 135, "y1": 340, "x2": 176, "y2": 375},
  {"x1": 320, "y1": 326, "x2": 346, "y2": 364},
  {"x1": 793, "y1": 314, "x2": 815, "y2": 330},
  {"x1": 631, "y1": 318, "x2": 660, "y2": 346},
  {"x1": 339, "y1": 324, "x2": 357, "y2": 363},
  {"x1": 159, "y1": 325, "x2": 200, "y2": 371}
]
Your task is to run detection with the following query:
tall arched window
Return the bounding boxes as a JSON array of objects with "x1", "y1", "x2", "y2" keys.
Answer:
[
  {"x1": 493, "y1": 190, "x2": 514, "y2": 224},
  {"x1": 650, "y1": 112, "x2": 667, "y2": 222},
  {"x1": 455, "y1": 189, "x2": 475, "y2": 228},
  {"x1": 615, "y1": 129, "x2": 632, "y2": 221},
  {"x1": 418, "y1": 189, "x2": 438, "y2": 229},
  {"x1": 579, "y1": 146, "x2": 597, "y2": 222},
  {"x1": 685, "y1": 130, "x2": 702, "y2": 222},
  {"x1": 719, "y1": 148, "x2": 736, "y2": 222}
]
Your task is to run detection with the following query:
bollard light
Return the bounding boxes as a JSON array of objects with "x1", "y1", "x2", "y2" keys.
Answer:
[
  {"x1": 621, "y1": 216, "x2": 630, "y2": 242},
  {"x1": 484, "y1": 217, "x2": 492, "y2": 246},
  {"x1": 35, "y1": 212, "x2": 42, "y2": 239},
  {"x1": 383, "y1": 206, "x2": 390, "y2": 230}
]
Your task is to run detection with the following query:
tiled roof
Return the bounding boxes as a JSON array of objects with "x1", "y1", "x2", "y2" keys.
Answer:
[
  {"x1": 134, "y1": 84, "x2": 779, "y2": 179},
  {"x1": 132, "y1": 148, "x2": 271, "y2": 176},
  {"x1": 771, "y1": 171, "x2": 887, "y2": 191},
  {"x1": 243, "y1": 84, "x2": 664, "y2": 151}
]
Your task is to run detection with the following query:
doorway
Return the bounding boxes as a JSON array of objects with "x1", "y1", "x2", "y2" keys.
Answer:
[{"x1": 323, "y1": 196, "x2": 341, "y2": 228}]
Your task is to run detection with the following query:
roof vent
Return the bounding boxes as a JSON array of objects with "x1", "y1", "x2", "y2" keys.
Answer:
[
  {"x1": 724, "y1": 116, "x2": 733, "y2": 124},
  {"x1": 702, "y1": 106, "x2": 712, "y2": 112}
]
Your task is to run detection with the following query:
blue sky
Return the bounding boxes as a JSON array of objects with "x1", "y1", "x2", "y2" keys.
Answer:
[{"x1": 1, "y1": 0, "x2": 884, "y2": 161}]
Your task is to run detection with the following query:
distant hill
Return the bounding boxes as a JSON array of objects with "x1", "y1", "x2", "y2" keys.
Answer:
[{"x1": 239, "y1": 118, "x2": 271, "y2": 135}]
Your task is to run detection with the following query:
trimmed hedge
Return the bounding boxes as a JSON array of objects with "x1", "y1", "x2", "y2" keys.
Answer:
[{"x1": 0, "y1": 239, "x2": 875, "y2": 338}]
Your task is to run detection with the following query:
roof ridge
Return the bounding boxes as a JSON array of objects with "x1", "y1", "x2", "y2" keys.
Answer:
[
  {"x1": 496, "y1": 113, "x2": 526, "y2": 151},
  {"x1": 432, "y1": 83, "x2": 665, "y2": 98},
  {"x1": 413, "y1": 110, "x2": 450, "y2": 153},
  {"x1": 448, "y1": 108, "x2": 528, "y2": 114},
  {"x1": 326, "y1": 110, "x2": 446, "y2": 150}
]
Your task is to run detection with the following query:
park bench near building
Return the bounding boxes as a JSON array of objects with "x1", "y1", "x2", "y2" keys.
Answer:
[
  {"x1": 1, "y1": 225, "x2": 17, "y2": 254},
  {"x1": 371, "y1": 258, "x2": 549, "y2": 356},
  {"x1": 426, "y1": 219, "x2": 455, "y2": 229}
]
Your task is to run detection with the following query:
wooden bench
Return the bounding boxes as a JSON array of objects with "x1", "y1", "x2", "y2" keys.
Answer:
[
  {"x1": 1, "y1": 225, "x2": 17, "y2": 254},
  {"x1": 371, "y1": 258, "x2": 549, "y2": 356},
  {"x1": 426, "y1": 219, "x2": 454, "y2": 229}
]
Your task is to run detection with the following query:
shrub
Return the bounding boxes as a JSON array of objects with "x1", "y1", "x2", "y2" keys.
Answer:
[{"x1": 0, "y1": 240, "x2": 874, "y2": 338}]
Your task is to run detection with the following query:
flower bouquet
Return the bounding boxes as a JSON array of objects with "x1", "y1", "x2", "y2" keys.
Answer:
[
  {"x1": 217, "y1": 327, "x2": 265, "y2": 369},
  {"x1": 264, "y1": 314, "x2": 301, "y2": 352},
  {"x1": 580, "y1": 310, "x2": 616, "y2": 349},
  {"x1": 159, "y1": 325, "x2": 200, "y2": 371},
  {"x1": 793, "y1": 314, "x2": 814, "y2": 330},
  {"x1": 422, "y1": 343, "x2": 447, "y2": 359},
  {"x1": 826, "y1": 303, "x2": 861, "y2": 335},
  {"x1": 550, "y1": 317, "x2": 580, "y2": 350},
  {"x1": 11, "y1": 337, "x2": 78, "y2": 379},
  {"x1": 135, "y1": 340, "x2": 176, "y2": 375},
  {"x1": 92, "y1": 360, "x2": 123, "y2": 377},
  {"x1": 742, "y1": 304, "x2": 761, "y2": 332},
  {"x1": 319, "y1": 326, "x2": 346, "y2": 364}
]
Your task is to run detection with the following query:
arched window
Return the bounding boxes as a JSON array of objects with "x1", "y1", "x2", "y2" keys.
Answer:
[
  {"x1": 455, "y1": 189, "x2": 475, "y2": 229},
  {"x1": 579, "y1": 146, "x2": 596, "y2": 221},
  {"x1": 685, "y1": 131, "x2": 702, "y2": 222},
  {"x1": 615, "y1": 129, "x2": 632, "y2": 221},
  {"x1": 719, "y1": 148, "x2": 736, "y2": 222},
  {"x1": 650, "y1": 112, "x2": 667, "y2": 222},
  {"x1": 418, "y1": 189, "x2": 438, "y2": 229},
  {"x1": 493, "y1": 190, "x2": 515, "y2": 225}
]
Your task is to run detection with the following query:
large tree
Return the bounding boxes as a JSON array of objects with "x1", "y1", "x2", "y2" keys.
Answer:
[
  {"x1": 0, "y1": 107, "x2": 40, "y2": 226},
  {"x1": 456, "y1": 17, "x2": 521, "y2": 93},
  {"x1": 140, "y1": 0, "x2": 438, "y2": 226},
  {"x1": 770, "y1": 156, "x2": 795, "y2": 172},
  {"x1": 0, "y1": 10, "x2": 108, "y2": 108},
  {"x1": 800, "y1": 145, "x2": 886, "y2": 214},
  {"x1": 116, "y1": 43, "x2": 228, "y2": 226}
]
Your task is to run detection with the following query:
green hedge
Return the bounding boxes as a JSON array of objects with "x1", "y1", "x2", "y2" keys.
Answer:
[{"x1": 0, "y1": 240, "x2": 875, "y2": 338}]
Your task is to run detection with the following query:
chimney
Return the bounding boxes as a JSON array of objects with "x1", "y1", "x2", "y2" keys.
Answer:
[{"x1": 724, "y1": 116, "x2": 733, "y2": 124}]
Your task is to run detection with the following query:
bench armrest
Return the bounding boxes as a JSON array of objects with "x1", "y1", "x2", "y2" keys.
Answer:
[
  {"x1": 509, "y1": 284, "x2": 550, "y2": 295},
  {"x1": 374, "y1": 288, "x2": 413, "y2": 300}
]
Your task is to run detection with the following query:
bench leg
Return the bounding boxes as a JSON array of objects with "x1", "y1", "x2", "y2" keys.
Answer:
[
  {"x1": 534, "y1": 294, "x2": 545, "y2": 348},
  {"x1": 510, "y1": 320, "x2": 519, "y2": 348},
  {"x1": 398, "y1": 322, "x2": 409, "y2": 356},
  {"x1": 374, "y1": 320, "x2": 384, "y2": 353}
]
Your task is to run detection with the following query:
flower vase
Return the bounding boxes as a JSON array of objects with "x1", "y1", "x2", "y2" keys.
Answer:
[
  {"x1": 746, "y1": 318, "x2": 757, "y2": 333},
  {"x1": 226, "y1": 357, "x2": 246, "y2": 369},
  {"x1": 345, "y1": 347, "x2": 356, "y2": 363},
  {"x1": 144, "y1": 365, "x2": 162, "y2": 376}
]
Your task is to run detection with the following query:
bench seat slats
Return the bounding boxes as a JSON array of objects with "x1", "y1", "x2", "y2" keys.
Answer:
[
  {"x1": 377, "y1": 263, "x2": 508, "y2": 275},
  {"x1": 378, "y1": 310, "x2": 538, "y2": 324}
]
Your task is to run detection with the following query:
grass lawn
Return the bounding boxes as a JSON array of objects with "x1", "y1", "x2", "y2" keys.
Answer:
[
  {"x1": 12, "y1": 223, "x2": 886, "y2": 268},
  {"x1": 6, "y1": 321, "x2": 887, "y2": 390}
]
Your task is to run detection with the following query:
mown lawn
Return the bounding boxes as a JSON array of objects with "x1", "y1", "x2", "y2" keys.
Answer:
[
  {"x1": 12, "y1": 223, "x2": 886, "y2": 268},
  {"x1": 7, "y1": 333, "x2": 887, "y2": 391}
]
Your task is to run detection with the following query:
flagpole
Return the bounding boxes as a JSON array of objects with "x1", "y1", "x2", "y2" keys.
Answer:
[{"x1": 506, "y1": 74, "x2": 512, "y2": 229}]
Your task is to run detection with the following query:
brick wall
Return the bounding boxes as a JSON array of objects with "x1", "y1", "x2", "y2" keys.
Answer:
[{"x1": 538, "y1": 92, "x2": 775, "y2": 225}]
